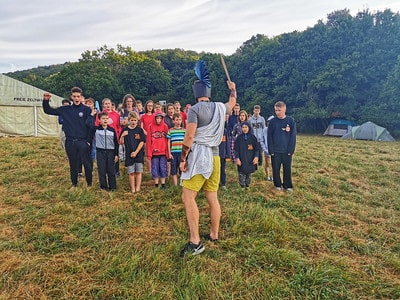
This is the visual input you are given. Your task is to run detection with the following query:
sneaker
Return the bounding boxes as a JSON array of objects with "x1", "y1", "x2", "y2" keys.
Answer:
[
  {"x1": 266, "y1": 177, "x2": 273, "y2": 181},
  {"x1": 275, "y1": 186, "x2": 282, "y2": 191},
  {"x1": 180, "y1": 242, "x2": 205, "y2": 257},
  {"x1": 201, "y1": 234, "x2": 218, "y2": 242},
  {"x1": 78, "y1": 173, "x2": 83, "y2": 177},
  {"x1": 221, "y1": 185, "x2": 227, "y2": 190},
  {"x1": 286, "y1": 188, "x2": 293, "y2": 193}
]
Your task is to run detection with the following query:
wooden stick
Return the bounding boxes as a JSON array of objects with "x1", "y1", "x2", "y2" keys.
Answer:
[{"x1": 220, "y1": 55, "x2": 231, "y2": 82}]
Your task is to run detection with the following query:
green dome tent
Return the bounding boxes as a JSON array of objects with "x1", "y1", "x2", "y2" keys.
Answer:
[{"x1": 341, "y1": 121, "x2": 395, "y2": 141}]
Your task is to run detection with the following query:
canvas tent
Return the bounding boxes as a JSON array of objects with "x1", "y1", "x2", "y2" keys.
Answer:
[
  {"x1": 341, "y1": 121, "x2": 395, "y2": 141},
  {"x1": 0, "y1": 74, "x2": 63, "y2": 137},
  {"x1": 323, "y1": 119, "x2": 357, "y2": 137}
]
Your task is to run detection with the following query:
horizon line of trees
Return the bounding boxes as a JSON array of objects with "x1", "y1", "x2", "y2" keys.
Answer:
[{"x1": 8, "y1": 9, "x2": 400, "y2": 137}]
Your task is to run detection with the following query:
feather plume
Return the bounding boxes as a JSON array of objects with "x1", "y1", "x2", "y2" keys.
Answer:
[{"x1": 194, "y1": 60, "x2": 211, "y2": 88}]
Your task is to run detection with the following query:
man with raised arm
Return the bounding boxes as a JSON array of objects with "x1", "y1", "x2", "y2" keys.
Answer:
[
  {"x1": 43, "y1": 87, "x2": 94, "y2": 188},
  {"x1": 179, "y1": 60, "x2": 236, "y2": 257}
]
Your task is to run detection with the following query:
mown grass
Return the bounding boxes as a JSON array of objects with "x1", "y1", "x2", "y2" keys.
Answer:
[{"x1": 0, "y1": 135, "x2": 399, "y2": 299}]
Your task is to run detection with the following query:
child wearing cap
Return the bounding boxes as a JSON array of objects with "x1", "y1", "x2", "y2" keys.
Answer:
[{"x1": 234, "y1": 121, "x2": 259, "y2": 188}]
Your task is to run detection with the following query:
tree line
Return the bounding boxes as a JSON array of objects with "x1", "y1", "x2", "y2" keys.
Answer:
[{"x1": 8, "y1": 9, "x2": 400, "y2": 137}]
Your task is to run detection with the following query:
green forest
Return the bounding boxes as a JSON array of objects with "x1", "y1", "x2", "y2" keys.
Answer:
[{"x1": 7, "y1": 9, "x2": 400, "y2": 136}]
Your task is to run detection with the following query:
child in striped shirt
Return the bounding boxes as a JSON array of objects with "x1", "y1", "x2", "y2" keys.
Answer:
[{"x1": 167, "y1": 113, "x2": 186, "y2": 186}]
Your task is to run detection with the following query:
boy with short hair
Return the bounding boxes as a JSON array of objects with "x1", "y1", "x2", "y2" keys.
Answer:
[
  {"x1": 43, "y1": 87, "x2": 94, "y2": 188},
  {"x1": 234, "y1": 122, "x2": 259, "y2": 188},
  {"x1": 267, "y1": 101, "x2": 296, "y2": 192},
  {"x1": 167, "y1": 113, "x2": 186, "y2": 186},
  {"x1": 135, "y1": 100, "x2": 145, "y2": 117},
  {"x1": 248, "y1": 104, "x2": 266, "y2": 166},
  {"x1": 174, "y1": 101, "x2": 187, "y2": 128},
  {"x1": 120, "y1": 111, "x2": 146, "y2": 193},
  {"x1": 91, "y1": 112, "x2": 119, "y2": 191}
]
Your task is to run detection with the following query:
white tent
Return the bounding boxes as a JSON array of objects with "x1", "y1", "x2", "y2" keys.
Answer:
[
  {"x1": 0, "y1": 74, "x2": 63, "y2": 137},
  {"x1": 323, "y1": 119, "x2": 357, "y2": 137}
]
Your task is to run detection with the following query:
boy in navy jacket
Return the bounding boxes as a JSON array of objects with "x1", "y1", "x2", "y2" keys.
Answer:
[
  {"x1": 43, "y1": 87, "x2": 93, "y2": 188},
  {"x1": 267, "y1": 101, "x2": 296, "y2": 192}
]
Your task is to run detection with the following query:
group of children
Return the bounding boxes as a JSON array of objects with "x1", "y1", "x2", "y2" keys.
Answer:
[
  {"x1": 89, "y1": 99, "x2": 273, "y2": 192},
  {"x1": 49, "y1": 86, "x2": 287, "y2": 194},
  {"x1": 223, "y1": 104, "x2": 275, "y2": 189},
  {"x1": 90, "y1": 106, "x2": 186, "y2": 193},
  {"x1": 221, "y1": 117, "x2": 268, "y2": 189}
]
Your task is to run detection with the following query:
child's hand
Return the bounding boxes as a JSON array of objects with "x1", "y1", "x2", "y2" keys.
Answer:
[
  {"x1": 236, "y1": 158, "x2": 241, "y2": 166},
  {"x1": 114, "y1": 156, "x2": 119, "y2": 163},
  {"x1": 253, "y1": 157, "x2": 259, "y2": 165},
  {"x1": 131, "y1": 151, "x2": 136, "y2": 158}
]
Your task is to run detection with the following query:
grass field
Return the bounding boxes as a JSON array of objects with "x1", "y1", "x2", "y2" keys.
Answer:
[{"x1": 0, "y1": 135, "x2": 399, "y2": 299}]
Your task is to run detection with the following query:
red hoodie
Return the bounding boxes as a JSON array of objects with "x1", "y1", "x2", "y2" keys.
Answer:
[{"x1": 148, "y1": 111, "x2": 169, "y2": 157}]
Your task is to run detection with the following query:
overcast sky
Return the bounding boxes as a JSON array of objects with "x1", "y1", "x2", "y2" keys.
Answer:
[{"x1": 1, "y1": 0, "x2": 399, "y2": 74}]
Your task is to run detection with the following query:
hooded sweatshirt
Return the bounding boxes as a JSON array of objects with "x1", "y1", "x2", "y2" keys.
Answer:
[{"x1": 148, "y1": 111, "x2": 169, "y2": 157}]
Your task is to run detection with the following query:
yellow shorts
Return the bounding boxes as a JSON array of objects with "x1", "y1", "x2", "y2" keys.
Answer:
[{"x1": 181, "y1": 156, "x2": 221, "y2": 192}]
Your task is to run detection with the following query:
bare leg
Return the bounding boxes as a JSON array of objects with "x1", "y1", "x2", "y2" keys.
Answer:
[
  {"x1": 205, "y1": 191, "x2": 221, "y2": 240},
  {"x1": 182, "y1": 187, "x2": 200, "y2": 244},
  {"x1": 129, "y1": 173, "x2": 136, "y2": 193},
  {"x1": 146, "y1": 157, "x2": 151, "y2": 173},
  {"x1": 171, "y1": 174, "x2": 178, "y2": 186},
  {"x1": 265, "y1": 153, "x2": 272, "y2": 179},
  {"x1": 135, "y1": 173, "x2": 142, "y2": 192}
]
